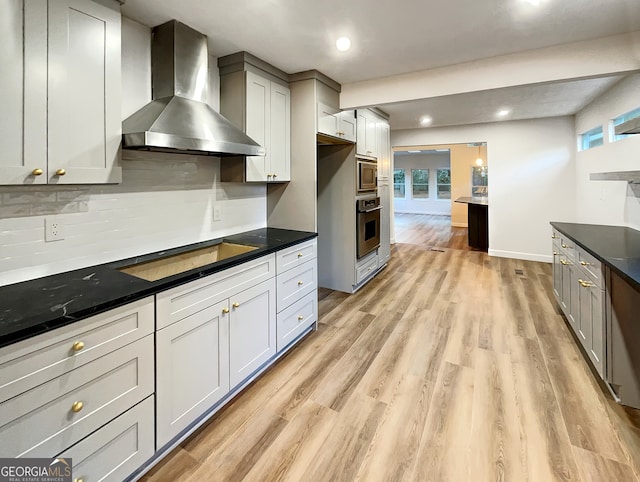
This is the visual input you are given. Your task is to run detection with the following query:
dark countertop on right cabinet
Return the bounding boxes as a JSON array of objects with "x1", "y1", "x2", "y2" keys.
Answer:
[{"x1": 550, "y1": 222, "x2": 640, "y2": 291}]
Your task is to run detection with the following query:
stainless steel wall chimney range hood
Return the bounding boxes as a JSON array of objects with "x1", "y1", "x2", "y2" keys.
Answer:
[{"x1": 122, "y1": 20, "x2": 265, "y2": 157}]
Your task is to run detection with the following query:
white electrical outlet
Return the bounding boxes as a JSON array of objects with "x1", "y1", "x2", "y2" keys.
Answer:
[
  {"x1": 45, "y1": 217, "x2": 65, "y2": 242},
  {"x1": 213, "y1": 205, "x2": 222, "y2": 222}
]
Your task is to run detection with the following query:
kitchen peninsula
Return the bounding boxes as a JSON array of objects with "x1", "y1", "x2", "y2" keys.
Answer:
[{"x1": 454, "y1": 196, "x2": 489, "y2": 251}]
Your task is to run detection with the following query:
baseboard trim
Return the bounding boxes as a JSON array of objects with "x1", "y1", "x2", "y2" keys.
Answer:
[
  {"x1": 394, "y1": 210, "x2": 452, "y2": 216},
  {"x1": 451, "y1": 222, "x2": 468, "y2": 228},
  {"x1": 488, "y1": 249, "x2": 552, "y2": 263}
]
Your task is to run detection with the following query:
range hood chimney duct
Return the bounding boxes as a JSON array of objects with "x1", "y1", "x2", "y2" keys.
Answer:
[{"x1": 122, "y1": 20, "x2": 264, "y2": 157}]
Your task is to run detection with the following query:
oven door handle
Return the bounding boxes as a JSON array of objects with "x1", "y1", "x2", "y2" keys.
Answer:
[{"x1": 361, "y1": 206, "x2": 382, "y2": 213}]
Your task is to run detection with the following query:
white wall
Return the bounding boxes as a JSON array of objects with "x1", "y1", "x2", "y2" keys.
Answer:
[
  {"x1": 0, "y1": 18, "x2": 266, "y2": 287},
  {"x1": 574, "y1": 74, "x2": 640, "y2": 230},
  {"x1": 393, "y1": 153, "x2": 452, "y2": 215},
  {"x1": 392, "y1": 117, "x2": 576, "y2": 262}
]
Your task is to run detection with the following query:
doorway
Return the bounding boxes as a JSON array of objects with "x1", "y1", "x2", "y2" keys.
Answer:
[{"x1": 391, "y1": 143, "x2": 488, "y2": 251}]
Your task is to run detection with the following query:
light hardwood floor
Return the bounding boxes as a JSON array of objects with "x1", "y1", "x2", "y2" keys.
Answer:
[
  {"x1": 394, "y1": 213, "x2": 473, "y2": 250},
  {"x1": 142, "y1": 243, "x2": 640, "y2": 482}
]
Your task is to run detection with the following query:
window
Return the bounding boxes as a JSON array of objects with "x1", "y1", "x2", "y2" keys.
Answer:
[
  {"x1": 612, "y1": 107, "x2": 640, "y2": 142},
  {"x1": 393, "y1": 169, "x2": 406, "y2": 198},
  {"x1": 472, "y1": 166, "x2": 488, "y2": 197},
  {"x1": 411, "y1": 169, "x2": 429, "y2": 199},
  {"x1": 437, "y1": 169, "x2": 451, "y2": 199},
  {"x1": 580, "y1": 126, "x2": 604, "y2": 150}
]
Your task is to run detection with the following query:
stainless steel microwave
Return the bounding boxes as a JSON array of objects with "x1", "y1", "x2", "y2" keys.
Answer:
[{"x1": 357, "y1": 158, "x2": 377, "y2": 193}]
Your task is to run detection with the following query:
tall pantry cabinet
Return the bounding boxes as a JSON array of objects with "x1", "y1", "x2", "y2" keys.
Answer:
[{"x1": 0, "y1": 0, "x2": 122, "y2": 185}]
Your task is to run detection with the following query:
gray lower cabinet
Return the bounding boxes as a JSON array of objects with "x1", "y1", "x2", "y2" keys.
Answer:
[
  {"x1": 155, "y1": 300, "x2": 230, "y2": 448},
  {"x1": 228, "y1": 278, "x2": 277, "y2": 388},
  {"x1": 552, "y1": 228, "x2": 605, "y2": 379}
]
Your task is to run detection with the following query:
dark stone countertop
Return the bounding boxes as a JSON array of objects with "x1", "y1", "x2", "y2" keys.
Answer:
[
  {"x1": 454, "y1": 196, "x2": 489, "y2": 206},
  {"x1": 550, "y1": 222, "x2": 640, "y2": 290},
  {"x1": 0, "y1": 228, "x2": 317, "y2": 349}
]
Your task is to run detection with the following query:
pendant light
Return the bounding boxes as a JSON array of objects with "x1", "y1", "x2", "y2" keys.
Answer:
[{"x1": 475, "y1": 144, "x2": 483, "y2": 166}]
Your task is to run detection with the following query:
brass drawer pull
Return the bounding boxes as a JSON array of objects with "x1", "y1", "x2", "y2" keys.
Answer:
[
  {"x1": 560, "y1": 259, "x2": 570, "y2": 266},
  {"x1": 561, "y1": 244, "x2": 569, "y2": 249},
  {"x1": 232, "y1": 302, "x2": 240, "y2": 308},
  {"x1": 55, "y1": 168, "x2": 66, "y2": 176},
  {"x1": 578, "y1": 279, "x2": 595, "y2": 288},
  {"x1": 222, "y1": 307, "x2": 230, "y2": 314},
  {"x1": 71, "y1": 401, "x2": 84, "y2": 413},
  {"x1": 298, "y1": 315, "x2": 304, "y2": 321},
  {"x1": 72, "y1": 341, "x2": 85, "y2": 352},
  {"x1": 32, "y1": 168, "x2": 43, "y2": 176},
  {"x1": 297, "y1": 280, "x2": 304, "y2": 286},
  {"x1": 580, "y1": 261, "x2": 591, "y2": 266},
  {"x1": 297, "y1": 253, "x2": 303, "y2": 258}
]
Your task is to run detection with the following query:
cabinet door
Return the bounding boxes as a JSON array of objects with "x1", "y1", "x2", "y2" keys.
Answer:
[
  {"x1": 365, "y1": 115, "x2": 377, "y2": 157},
  {"x1": 48, "y1": 0, "x2": 122, "y2": 184},
  {"x1": 579, "y1": 281, "x2": 605, "y2": 377},
  {"x1": 338, "y1": 110, "x2": 357, "y2": 142},
  {"x1": 318, "y1": 102, "x2": 340, "y2": 137},
  {"x1": 245, "y1": 71, "x2": 270, "y2": 182},
  {"x1": 379, "y1": 183, "x2": 391, "y2": 264},
  {"x1": 229, "y1": 278, "x2": 276, "y2": 388},
  {"x1": 552, "y1": 245, "x2": 562, "y2": 302},
  {"x1": 156, "y1": 301, "x2": 230, "y2": 448},
  {"x1": 270, "y1": 82, "x2": 291, "y2": 181},
  {"x1": 0, "y1": 0, "x2": 47, "y2": 185},
  {"x1": 356, "y1": 112, "x2": 367, "y2": 156},
  {"x1": 377, "y1": 122, "x2": 391, "y2": 179},
  {"x1": 569, "y1": 262, "x2": 581, "y2": 333}
]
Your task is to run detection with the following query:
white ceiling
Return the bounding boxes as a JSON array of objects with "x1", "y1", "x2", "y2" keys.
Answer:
[
  {"x1": 120, "y1": 0, "x2": 639, "y2": 129},
  {"x1": 382, "y1": 75, "x2": 626, "y2": 129},
  {"x1": 121, "y1": 0, "x2": 640, "y2": 84}
]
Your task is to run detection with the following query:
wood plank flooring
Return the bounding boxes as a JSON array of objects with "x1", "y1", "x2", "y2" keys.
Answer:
[
  {"x1": 142, "y1": 244, "x2": 640, "y2": 482},
  {"x1": 394, "y1": 212, "x2": 472, "y2": 250}
]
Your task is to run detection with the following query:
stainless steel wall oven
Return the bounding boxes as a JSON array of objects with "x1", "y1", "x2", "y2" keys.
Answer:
[{"x1": 357, "y1": 196, "x2": 381, "y2": 258}]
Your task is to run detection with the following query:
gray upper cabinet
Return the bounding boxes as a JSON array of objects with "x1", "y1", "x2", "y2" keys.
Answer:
[
  {"x1": 220, "y1": 67, "x2": 291, "y2": 183},
  {"x1": 356, "y1": 109, "x2": 378, "y2": 158},
  {"x1": 0, "y1": 0, "x2": 47, "y2": 185},
  {"x1": 0, "y1": 0, "x2": 122, "y2": 186},
  {"x1": 317, "y1": 103, "x2": 356, "y2": 142}
]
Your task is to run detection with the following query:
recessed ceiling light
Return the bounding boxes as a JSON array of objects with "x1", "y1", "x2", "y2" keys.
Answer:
[
  {"x1": 420, "y1": 116, "x2": 432, "y2": 126},
  {"x1": 336, "y1": 37, "x2": 351, "y2": 52},
  {"x1": 407, "y1": 150, "x2": 421, "y2": 153},
  {"x1": 497, "y1": 109, "x2": 511, "y2": 117}
]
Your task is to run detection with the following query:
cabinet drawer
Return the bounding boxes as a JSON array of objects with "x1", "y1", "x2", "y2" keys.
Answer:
[
  {"x1": 356, "y1": 255, "x2": 379, "y2": 285},
  {"x1": 0, "y1": 335, "x2": 154, "y2": 458},
  {"x1": 59, "y1": 396, "x2": 154, "y2": 482},
  {"x1": 277, "y1": 259, "x2": 317, "y2": 312},
  {"x1": 156, "y1": 254, "x2": 275, "y2": 329},
  {"x1": 277, "y1": 291, "x2": 317, "y2": 352},
  {"x1": 0, "y1": 297, "x2": 154, "y2": 404},
  {"x1": 276, "y1": 239, "x2": 317, "y2": 274},
  {"x1": 576, "y1": 247, "x2": 604, "y2": 289}
]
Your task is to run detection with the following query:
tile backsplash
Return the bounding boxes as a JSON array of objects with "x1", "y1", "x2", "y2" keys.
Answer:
[{"x1": 0, "y1": 151, "x2": 266, "y2": 286}]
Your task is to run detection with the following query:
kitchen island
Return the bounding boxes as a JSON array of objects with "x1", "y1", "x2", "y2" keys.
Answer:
[{"x1": 454, "y1": 196, "x2": 489, "y2": 251}]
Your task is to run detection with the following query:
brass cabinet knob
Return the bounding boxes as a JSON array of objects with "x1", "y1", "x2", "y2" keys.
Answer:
[
  {"x1": 553, "y1": 252, "x2": 559, "y2": 256},
  {"x1": 71, "y1": 401, "x2": 84, "y2": 413},
  {"x1": 298, "y1": 315, "x2": 304, "y2": 321},
  {"x1": 297, "y1": 280, "x2": 304, "y2": 286},
  {"x1": 560, "y1": 259, "x2": 570, "y2": 266},
  {"x1": 55, "y1": 168, "x2": 66, "y2": 176},
  {"x1": 297, "y1": 253, "x2": 303, "y2": 258},
  {"x1": 273, "y1": 173, "x2": 277, "y2": 178},
  {"x1": 72, "y1": 341, "x2": 85, "y2": 352},
  {"x1": 74, "y1": 478, "x2": 84, "y2": 482},
  {"x1": 561, "y1": 244, "x2": 568, "y2": 249},
  {"x1": 32, "y1": 168, "x2": 43, "y2": 176},
  {"x1": 551, "y1": 235, "x2": 558, "y2": 239},
  {"x1": 222, "y1": 307, "x2": 229, "y2": 314},
  {"x1": 232, "y1": 302, "x2": 240, "y2": 308},
  {"x1": 580, "y1": 261, "x2": 590, "y2": 266}
]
